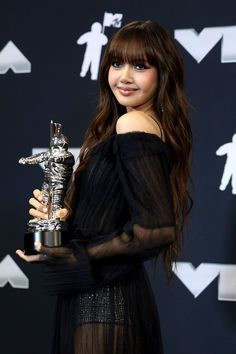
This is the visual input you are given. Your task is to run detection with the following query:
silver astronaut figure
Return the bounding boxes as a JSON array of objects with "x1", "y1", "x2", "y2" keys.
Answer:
[{"x1": 19, "y1": 121, "x2": 74, "y2": 232}]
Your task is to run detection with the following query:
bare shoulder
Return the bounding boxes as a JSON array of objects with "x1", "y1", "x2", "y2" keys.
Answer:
[{"x1": 116, "y1": 111, "x2": 163, "y2": 139}]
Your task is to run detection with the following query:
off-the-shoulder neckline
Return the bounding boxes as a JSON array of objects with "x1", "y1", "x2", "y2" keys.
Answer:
[
  {"x1": 115, "y1": 131, "x2": 167, "y2": 145},
  {"x1": 91, "y1": 131, "x2": 169, "y2": 155}
]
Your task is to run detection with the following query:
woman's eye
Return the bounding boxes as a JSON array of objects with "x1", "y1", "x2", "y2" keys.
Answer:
[
  {"x1": 111, "y1": 61, "x2": 122, "y2": 68},
  {"x1": 134, "y1": 63, "x2": 148, "y2": 70}
]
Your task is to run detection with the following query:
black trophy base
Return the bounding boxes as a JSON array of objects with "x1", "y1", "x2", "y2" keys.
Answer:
[{"x1": 24, "y1": 229, "x2": 69, "y2": 255}]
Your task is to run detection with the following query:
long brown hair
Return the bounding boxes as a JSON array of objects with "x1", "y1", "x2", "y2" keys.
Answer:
[{"x1": 66, "y1": 20, "x2": 192, "y2": 277}]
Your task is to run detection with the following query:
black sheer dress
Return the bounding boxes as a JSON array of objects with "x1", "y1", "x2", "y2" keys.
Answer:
[{"x1": 43, "y1": 131, "x2": 176, "y2": 354}]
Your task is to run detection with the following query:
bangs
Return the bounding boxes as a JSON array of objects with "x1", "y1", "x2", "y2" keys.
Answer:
[{"x1": 108, "y1": 30, "x2": 156, "y2": 65}]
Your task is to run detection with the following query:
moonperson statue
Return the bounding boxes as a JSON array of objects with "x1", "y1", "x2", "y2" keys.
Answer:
[{"x1": 19, "y1": 121, "x2": 75, "y2": 254}]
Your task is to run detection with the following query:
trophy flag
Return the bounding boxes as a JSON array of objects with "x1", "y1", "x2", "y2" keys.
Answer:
[{"x1": 102, "y1": 12, "x2": 123, "y2": 32}]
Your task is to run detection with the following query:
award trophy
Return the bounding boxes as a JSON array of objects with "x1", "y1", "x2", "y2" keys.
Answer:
[{"x1": 19, "y1": 121, "x2": 75, "y2": 255}]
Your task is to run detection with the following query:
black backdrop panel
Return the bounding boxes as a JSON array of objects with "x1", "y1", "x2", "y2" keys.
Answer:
[{"x1": 0, "y1": 1, "x2": 236, "y2": 353}]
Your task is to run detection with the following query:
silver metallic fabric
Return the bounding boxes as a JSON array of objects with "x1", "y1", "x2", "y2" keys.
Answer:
[{"x1": 75, "y1": 281, "x2": 129, "y2": 325}]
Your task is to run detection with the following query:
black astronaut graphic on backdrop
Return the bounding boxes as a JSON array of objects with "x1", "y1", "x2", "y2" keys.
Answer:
[{"x1": 19, "y1": 121, "x2": 74, "y2": 254}]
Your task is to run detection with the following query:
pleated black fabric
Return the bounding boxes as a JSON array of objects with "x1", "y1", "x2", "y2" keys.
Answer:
[{"x1": 43, "y1": 132, "x2": 176, "y2": 354}]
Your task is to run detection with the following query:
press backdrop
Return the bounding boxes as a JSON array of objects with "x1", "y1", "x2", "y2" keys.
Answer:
[{"x1": 0, "y1": 1, "x2": 236, "y2": 353}]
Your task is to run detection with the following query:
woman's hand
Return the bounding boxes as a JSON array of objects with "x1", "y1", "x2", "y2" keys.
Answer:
[
  {"x1": 16, "y1": 243, "x2": 48, "y2": 262},
  {"x1": 16, "y1": 189, "x2": 69, "y2": 262},
  {"x1": 28, "y1": 189, "x2": 68, "y2": 221},
  {"x1": 16, "y1": 242, "x2": 75, "y2": 264},
  {"x1": 28, "y1": 189, "x2": 48, "y2": 220}
]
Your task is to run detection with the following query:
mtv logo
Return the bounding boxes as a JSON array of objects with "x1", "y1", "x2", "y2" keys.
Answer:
[
  {"x1": 0, "y1": 255, "x2": 29, "y2": 289},
  {"x1": 0, "y1": 41, "x2": 31, "y2": 74},
  {"x1": 103, "y1": 12, "x2": 123, "y2": 28},
  {"x1": 174, "y1": 262, "x2": 236, "y2": 301},
  {"x1": 175, "y1": 26, "x2": 236, "y2": 63}
]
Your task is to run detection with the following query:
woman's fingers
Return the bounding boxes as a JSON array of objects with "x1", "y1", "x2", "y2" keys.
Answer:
[
  {"x1": 29, "y1": 207, "x2": 48, "y2": 220},
  {"x1": 33, "y1": 189, "x2": 43, "y2": 201},
  {"x1": 28, "y1": 218, "x2": 36, "y2": 223},
  {"x1": 16, "y1": 242, "x2": 75, "y2": 264},
  {"x1": 35, "y1": 242, "x2": 65, "y2": 257},
  {"x1": 28, "y1": 207, "x2": 68, "y2": 221},
  {"x1": 35, "y1": 242, "x2": 74, "y2": 260},
  {"x1": 28, "y1": 189, "x2": 68, "y2": 221},
  {"x1": 16, "y1": 249, "x2": 47, "y2": 262},
  {"x1": 29, "y1": 189, "x2": 48, "y2": 220},
  {"x1": 56, "y1": 208, "x2": 69, "y2": 221},
  {"x1": 29, "y1": 197, "x2": 48, "y2": 213}
]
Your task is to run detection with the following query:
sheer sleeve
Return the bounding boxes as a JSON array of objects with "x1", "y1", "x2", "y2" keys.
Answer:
[
  {"x1": 88, "y1": 133, "x2": 175, "y2": 257},
  {"x1": 43, "y1": 133, "x2": 176, "y2": 294}
]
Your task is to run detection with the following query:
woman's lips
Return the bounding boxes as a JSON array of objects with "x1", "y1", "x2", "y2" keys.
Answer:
[{"x1": 117, "y1": 86, "x2": 138, "y2": 95}]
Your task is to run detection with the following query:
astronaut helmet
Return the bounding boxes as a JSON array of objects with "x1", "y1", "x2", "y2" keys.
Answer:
[{"x1": 50, "y1": 134, "x2": 68, "y2": 150}]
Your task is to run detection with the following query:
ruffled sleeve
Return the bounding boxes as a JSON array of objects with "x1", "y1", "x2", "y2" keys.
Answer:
[{"x1": 43, "y1": 132, "x2": 176, "y2": 294}]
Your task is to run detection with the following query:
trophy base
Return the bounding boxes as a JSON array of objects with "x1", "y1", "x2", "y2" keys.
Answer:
[{"x1": 24, "y1": 230, "x2": 69, "y2": 255}]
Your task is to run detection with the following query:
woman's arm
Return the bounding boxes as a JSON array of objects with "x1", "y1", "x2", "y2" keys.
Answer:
[{"x1": 17, "y1": 113, "x2": 175, "y2": 293}]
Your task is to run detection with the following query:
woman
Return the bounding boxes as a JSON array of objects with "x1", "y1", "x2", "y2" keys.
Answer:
[{"x1": 17, "y1": 20, "x2": 192, "y2": 354}]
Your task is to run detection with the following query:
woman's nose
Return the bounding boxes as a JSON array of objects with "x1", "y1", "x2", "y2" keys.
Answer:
[{"x1": 120, "y1": 65, "x2": 133, "y2": 83}]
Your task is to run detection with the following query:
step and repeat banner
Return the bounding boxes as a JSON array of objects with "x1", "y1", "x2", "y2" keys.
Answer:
[{"x1": 0, "y1": 1, "x2": 236, "y2": 354}]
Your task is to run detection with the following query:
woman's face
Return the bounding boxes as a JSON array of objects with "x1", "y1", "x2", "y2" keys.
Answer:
[{"x1": 108, "y1": 61, "x2": 158, "y2": 112}]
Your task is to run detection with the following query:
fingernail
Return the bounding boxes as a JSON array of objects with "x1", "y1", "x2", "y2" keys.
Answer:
[
  {"x1": 34, "y1": 241, "x2": 41, "y2": 250},
  {"x1": 43, "y1": 207, "x2": 47, "y2": 212}
]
